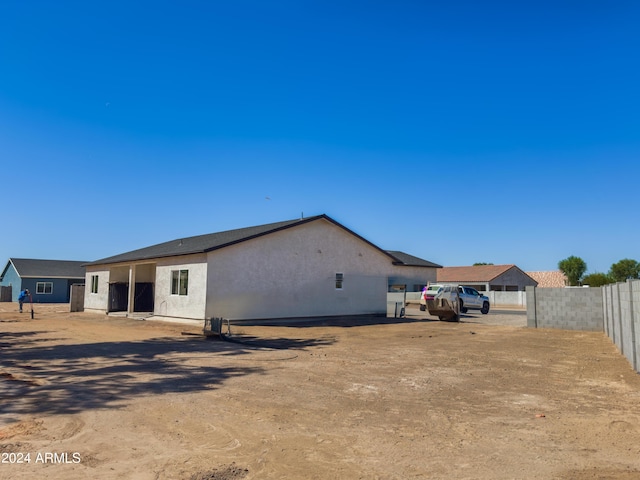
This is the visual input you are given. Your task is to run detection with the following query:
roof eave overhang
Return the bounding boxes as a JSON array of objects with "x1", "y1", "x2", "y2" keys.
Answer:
[{"x1": 21, "y1": 275, "x2": 86, "y2": 279}]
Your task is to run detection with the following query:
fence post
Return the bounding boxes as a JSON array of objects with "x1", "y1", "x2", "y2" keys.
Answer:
[
  {"x1": 612, "y1": 284, "x2": 617, "y2": 344},
  {"x1": 610, "y1": 284, "x2": 618, "y2": 347},
  {"x1": 628, "y1": 280, "x2": 637, "y2": 371},
  {"x1": 526, "y1": 286, "x2": 537, "y2": 328},
  {"x1": 534, "y1": 287, "x2": 537, "y2": 328},
  {"x1": 602, "y1": 285, "x2": 611, "y2": 338},
  {"x1": 617, "y1": 282, "x2": 625, "y2": 355}
]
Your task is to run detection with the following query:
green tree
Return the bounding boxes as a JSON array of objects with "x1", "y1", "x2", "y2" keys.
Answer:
[
  {"x1": 558, "y1": 256, "x2": 587, "y2": 286},
  {"x1": 582, "y1": 272, "x2": 612, "y2": 287},
  {"x1": 608, "y1": 259, "x2": 640, "y2": 282}
]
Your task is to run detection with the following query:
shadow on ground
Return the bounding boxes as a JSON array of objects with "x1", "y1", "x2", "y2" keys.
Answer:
[
  {"x1": 0, "y1": 330, "x2": 332, "y2": 417},
  {"x1": 232, "y1": 314, "x2": 440, "y2": 328}
]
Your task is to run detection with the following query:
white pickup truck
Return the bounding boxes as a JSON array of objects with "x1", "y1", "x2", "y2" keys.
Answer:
[
  {"x1": 457, "y1": 286, "x2": 490, "y2": 314},
  {"x1": 420, "y1": 284, "x2": 490, "y2": 315}
]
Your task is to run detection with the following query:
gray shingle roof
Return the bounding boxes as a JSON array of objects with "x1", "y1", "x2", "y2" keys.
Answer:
[
  {"x1": 86, "y1": 215, "x2": 444, "y2": 268},
  {"x1": 386, "y1": 251, "x2": 442, "y2": 268},
  {"x1": 7, "y1": 258, "x2": 87, "y2": 279},
  {"x1": 88, "y1": 215, "x2": 384, "y2": 266}
]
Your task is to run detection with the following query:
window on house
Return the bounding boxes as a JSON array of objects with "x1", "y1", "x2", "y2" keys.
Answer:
[
  {"x1": 171, "y1": 270, "x2": 189, "y2": 295},
  {"x1": 36, "y1": 282, "x2": 53, "y2": 294},
  {"x1": 91, "y1": 275, "x2": 99, "y2": 294},
  {"x1": 335, "y1": 273, "x2": 344, "y2": 290}
]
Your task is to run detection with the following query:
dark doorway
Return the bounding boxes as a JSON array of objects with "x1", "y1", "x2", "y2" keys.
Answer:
[
  {"x1": 108, "y1": 282, "x2": 129, "y2": 312},
  {"x1": 134, "y1": 282, "x2": 154, "y2": 312},
  {"x1": 0, "y1": 285, "x2": 12, "y2": 302}
]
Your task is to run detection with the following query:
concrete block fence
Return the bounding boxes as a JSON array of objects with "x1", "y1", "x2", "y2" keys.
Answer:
[
  {"x1": 527, "y1": 281, "x2": 640, "y2": 373},
  {"x1": 602, "y1": 280, "x2": 640, "y2": 372},
  {"x1": 526, "y1": 286, "x2": 604, "y2": 331}
]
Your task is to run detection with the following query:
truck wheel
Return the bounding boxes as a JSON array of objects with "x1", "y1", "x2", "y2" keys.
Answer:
[{"x1": 481, "y1": 302, "x2": 490, "y2": 314}]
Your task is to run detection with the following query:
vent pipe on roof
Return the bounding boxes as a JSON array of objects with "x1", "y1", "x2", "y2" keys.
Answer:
[{"x1": 179, "y1": 239, "x2": 183, "y2": 246}]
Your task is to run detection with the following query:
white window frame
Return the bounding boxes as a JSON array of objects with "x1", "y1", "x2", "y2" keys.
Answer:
[
  {"x1": 171, "y1": 269, "x2": 189, "y2": 296},
  {"x1": 36, "y1": 282, "x2": 53, "y2": 295},
  {"x1": 335, "y1": 273, "x2": 344, "y2": 290},
  {"x1": 91, "y1": 275, "x2": 99, "y2": 294}
]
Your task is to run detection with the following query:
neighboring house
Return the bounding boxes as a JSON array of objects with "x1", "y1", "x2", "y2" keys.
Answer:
[
  {"x1": 526, "y1": 271, "x2": 568, "y2": 288},
  {"x1": 0, "y1": 258, "x2": 87, "y2": 303},
  {"x1": 436, "y1": 264, "x2": 538, "y2": 292},
  {"x1": 83, "y1": 214, "x2": 441, "y2": 322},
  {"x1": 386, "y1": 251, "x2": 441, "y2": 292}
]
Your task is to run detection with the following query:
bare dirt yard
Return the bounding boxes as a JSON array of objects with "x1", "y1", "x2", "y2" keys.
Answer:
[{"x1": 2, "y1": 303, "x2": 640, "y2": 480}]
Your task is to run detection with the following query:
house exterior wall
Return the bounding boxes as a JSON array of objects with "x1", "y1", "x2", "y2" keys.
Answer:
[
  {"x1": 1, "y1": 263, "x2": 80, "y2": 302},
  {"x1": 27, "y1": 278, "x2": 79, "y2": 303},
  {"x1": 154, "y1": 254, "x2": 207, "y2": 320},
  {"x1": 205, "y1": 219, "x2": 390, "y2": 320},
  {"x1": 490, "y1": 268, "x2": 537, "y2": 291},
  {"x1": 135, "y1": 263, "x2": 156, "y2": 282},
  {"x1": 388, "y1": 265, "x2": 438, "y2": 291},
  {"x1": 0, "y1": 263, "x2": 22, "y2": 301},
  {"x1": 83, "y1": 218, "x2": 408, "y2": 321},
  {"x1": 84, "y1": 255, "x2": 207, "y2": 320},
  {"x1": 84, "y1": 267, "x2": 110, "y2": 312}
]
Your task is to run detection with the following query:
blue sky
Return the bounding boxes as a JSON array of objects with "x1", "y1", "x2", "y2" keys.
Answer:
[{"x1": 1, "y1": 1, "x2": 638, "y2": 274}]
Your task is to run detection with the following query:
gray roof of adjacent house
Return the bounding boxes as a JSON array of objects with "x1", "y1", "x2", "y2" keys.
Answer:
[
  {"x1": 2, "y1": 258, "x2": 87, "y2": 279},
  {"x1": 88, "y1": 214, "x2": 438, "y2": 267},
  {"x1": 386, "y1": 251, "x2": 442, "y2": 268}
]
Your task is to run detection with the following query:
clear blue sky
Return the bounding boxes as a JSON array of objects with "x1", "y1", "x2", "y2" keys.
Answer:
[{"x1": 1, "y1": 1, "x2": 638, "y2": 274}]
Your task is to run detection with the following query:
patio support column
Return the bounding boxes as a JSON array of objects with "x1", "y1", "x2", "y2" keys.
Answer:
[{"x1": 127, "y1": 264, "x2": 136, "y2": 314}]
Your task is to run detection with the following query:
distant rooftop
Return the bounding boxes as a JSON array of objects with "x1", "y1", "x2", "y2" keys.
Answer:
[
  {"x1": 437, "y1": 264, "x2": 522, "y2": 283},
  {"x1": 3, "y1": 258, "x2": 87, "y2": 279},
  {"x1": 526, "y1": 271, "x2": 568, "y2": 288}
]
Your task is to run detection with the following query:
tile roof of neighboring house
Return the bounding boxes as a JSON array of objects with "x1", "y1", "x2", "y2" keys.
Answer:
[
  {"x1": 386, "y1": 251, "x2": 442, "y2": 268},
  {"x1": 526, "y1": 271, "x2": 568, "y2": 288},
  {"x1": 437, "y1": 264, "x2": 534, "y2": 283},
  {"x1": 4, "y1": 258, "x2": 87, "y2": 279},
  {"x1": 87, "y1": 214, "x2": 428, "y2": 267}
]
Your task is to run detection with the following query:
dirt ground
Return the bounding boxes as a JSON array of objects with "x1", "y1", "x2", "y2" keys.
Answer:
[{"x1": 2, "y1": 303, "x2": 640, "y2": 480}]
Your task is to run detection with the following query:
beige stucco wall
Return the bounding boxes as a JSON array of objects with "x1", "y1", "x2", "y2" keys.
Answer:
[
  {"x1": 83, "y1": 266, "x2": 110, "y2": 312},
  {"x1": 82, "y1": 218, "x2": 424, "y2": 321},
  {"x1": 135, "y1": 263, "x2": 156, "y2": 283},
  {"x1": 109, "y1": 266, "x2": 130, "y2": 283},
  {"x1": 154, "y1": 253, "x2": 207, "y2": 320},
  {"x1": 205, "y1": 218, "x2": 391, "y2": 320},
  {"x1": 84, "y1": 255, "x2": 207, "y2": 320},
  {"x1": 388, "y1": 265, "x2": 438, "y2": 291}
]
